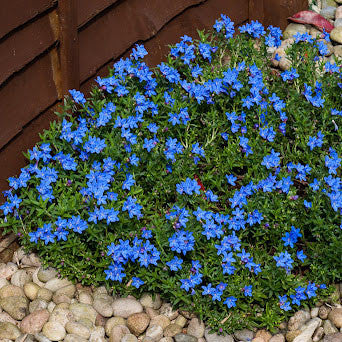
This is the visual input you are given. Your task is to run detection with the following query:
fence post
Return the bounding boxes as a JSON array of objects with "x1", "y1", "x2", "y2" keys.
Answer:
[
  {"x1": 58, "y1": 0, "x2": 79, "y2": 96},
  {"x1": 248, "y1": 0, "x2": 264, "y2": 24}
]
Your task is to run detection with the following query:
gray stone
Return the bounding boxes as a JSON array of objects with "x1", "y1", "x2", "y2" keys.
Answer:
[
  {"x1": 0, "y1": 295, "x2": 28, "y2": 320},
  {"x1": 0, "y1": 284, "x2": 24, "y2": 299},
  {"x1": 187, "y1": 318, "x2": 205, "y2": 338},
  {"x1": 37, "y1": 288, "x2": 53, "y2": 302},
  {"x1": 335, "y1": 18, "x2": 342, "y2": 27},
  {"x1": 313, "y1": 326, "x2": 324, "y2": 342},
  {"x1": 29, "y1": 299, "x2": 48, "y2": 313},
  {"x1": 0, "y1": 311, "x2": 19, "y2": 325},
  {"x1": 160, "y1": 303, "x2": 179, "y2": 320},
  {"x1": 69, "y1": 302, "x2": 97, "y2": 324},
  {"x1": 44, "y1": 278, "x2": 72, "y2": 292},
  {"x1": 0, "y1": 262, "x2": 18, "y2": 279},
  {"x1": 164, "y1": 323, "x2": 183, "y2": 337},
  {"x1": 150, "y1": 314, "x2": 171, "y2": 329},
  {"x1": 288, "y1": 310, "x2": 311, "y2": 331},
  {"x1": 105, "y1": 317, "x2": 126, "y2": 337},
  {"x1": 322, "y1": 0, "x2": 338, "y2": 7},
  {"x1": 324, "y1": 319, "x2": 338, "y2": 335},
  {"x1": 234, "y1": 329, "x2": 254, "y2": 341},
  {"x1": 121, "y1": 334, "x2": 138, "y2": 342},
  {"x1": 65, "y1": 321, "x2": 91, "y2": 339},
  {"x1": 54, "y1": 284, "x2": 75, "y2": 298},
  {"x1": 112, "y1": 298, "x2": 143, "y2": 318},
  {"x1": 11, "y1": 270, "x2": 32, "y2": 288},
  {"x1": 109, "y1": 324, "x2": 130, "y2": 342},
  {"x1": 139, "y1": 293, "x2": 162, "y2": 310},
  {"x1": 63, "y1": 334, "x2": 88, "y2": 342},
  {"x1": 293, "y1": 317, "x2": 322, "y2": 342},
  {"x1": 93, "y1": 298, "x2": 114, "y2": 317},
  {"x1": 49, "y1": 306, "x2": 74, "y2": 327},
  {"x1": 174, "y1": 333, "x2": 198, "y2": 342},
  {"x1": 331, "y1": 27, "x2": 342, "y2": 44},
  {"x1": 33, "y1": 332, "x2": 52, "y2": 342},
  {"x1": 78, "y1": 291, "x2": 93, "y2": 305},
  {"x1": 204, "y1": 328, "x2": 234, "y2": 342},
  {"x1": 145, "y1": 324, "x2": 163, "y2": 340},
  {"x1": 21, "y1": 253, "x2": 41, "y2": 267},
  {"x1": 323, "y1": 332, "x2": 342, "y2": 342},
  {"x1": 42, "y1": 321, "x2": 66, "y2": 341},
  {"x1": 0, "y1": 322, "x2": 21, "y2": 339},
  {"x1": 321, "y1": 6, "x2": 337, "y2": 19},
  {"x1": 311, "y1": 307, "x2": 319, "y2": 318},
  {"x1": 269, "y1": 334, "x2": 285, "y2": 342}
]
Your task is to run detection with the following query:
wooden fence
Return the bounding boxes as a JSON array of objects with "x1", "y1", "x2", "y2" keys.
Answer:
[{"x1": 0, "y1": 0, "x2": 308, "y2": 199}]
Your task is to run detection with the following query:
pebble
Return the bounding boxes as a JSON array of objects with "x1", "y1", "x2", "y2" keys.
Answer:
[
  {"x1": 269, "y1": 334, "x2": 285, "y2": 342},
  {"x1": 54, "y1": 284, "x2": 75, "y2": 298},
  {"x1": 323, "y1": 332, "x2": 342, "y2": 341},
  {"x1": 160, "y1": 303, "x2": 179, "y2": 320},
  {"x1": 29, "y1": 298, "x2": 48, "y2": 313},
  {"x1": 139, "y1": 293, "x2": 162, "y2": 310},
  {"x1": 112, "y1": 298, "x2": 143, "y2": 318},
  {"x1": 52, "y1": 292, "x2": 71, "y2": 304},
  {"x1": 330, "y1": 27, "x2": 342, "y2": 44},
  {"x1": 312, "y1": 326, "x2": 324, "y2": 341},
  {"x1": 64, "y1": 334, "x2": 88, "y2": 342},
  {"x1": 336, "y1": 6, "x2": 342, "y2": 19},
  {"x1": 69, "y1": 302, "x2": 97, "y2": 324},
  {"x1": 44, "y1": 278, "x2": 73, "y2": 292},
  {"x1": 287, "y1": 310, "x2": 311, "y2": 331},
  {"x1": 105, "y1": 316, "x2": 126, "y2": 336},
  {"x1": 149, "y1": 314, "x2": 171, "y2": 329},
  {"x1": 283, "y1": 23, "x2": 307, "y2": 39},
  {"x1": 324, "y1": 318, "x2": 339, "y2": 334},
  {"x1": 204, "y1": 328, "x2": 234, "y2": 342},
  {"x1": 20, "y1": 309, "x2": 50, "y2": 334},
  {"x1": 335, "y1": 18, "x2": 342, "y2": 27},
  {"x1": 65, "y1": 321, "x2": 91, "y2": 339},
  {"x1": 0, "y1": 295, "x2": 28, "y2": 320},
  {"x1": 321, "y1": 6, "x2": 337, "y2": 19},
  {"x1": 163, "y1": 323, "x2": 183, "y2": 337},
  {"x1": 175, "y1": 314, "x2": 188, "y2": 328},
  {"x1": 0, "y1": 284, "x2": 24, "y2": 299},
  {"x1": 23, "y1": 282, "x2": 40, "y2": 300},
  {"x1": 285, "y1": 330, "x2": 301, "y2": 342},
  {"x1": 187, "y1": 318, "x2": 205, "y2": 338},
  {"x1": 37, "y1": 288, "x2": 53, "y2": 302},
  {"x1": 0, "y1": 277, "x2": 9, "y2": 289},
  {"x1": 126, "y1": 312, "x2": 150, "y2": 336},
  {"x1": 311, "y1": 307, "x2": 319, "y2": 319},
  {"x1": 255, "y1": 329, "x2": 272, "y2": 341},
  {"x1": 322, "y1": 0, "x2": 338, "y2": 7},
  {"x1": 0, "y1": 321, "x2": 21, "y2": 339},
  {"x1": 234, "y1": 328, "x2": 254, "y2": 341},
  {"x1": 292, "y1": 317, "x2": 321, "y2": 342},
  {"x1": 328, "y1": 307, "x2": 342, "y2": 328},
  {"x1": 49, "y1": 306, "x2": 74, "y2": 327},
  {"x1": 42, "y1": 321, "x2": 66, "y2": 341},
  {"x1": 21, "y1": 253, "x2": 41, "y2": 268},
  {"x1": 78, "y1": 291, "x2": 93, "y2": 305},
  {"x1": 0, "y1": 311, "x2": 19, "y2": 325},
  {"x1": 145, "y1": 324, "x2": 164, "y2": 340},
  {"x1": 0, "y1": 262, "x2": 18, "y2": 279},
  {"x1": 109, "y1": 324, "x2": 130, "y2": 342},
  {"x1": 319, "y1": 305, "x2": 331, "y2": 320},
  {"x1": 174, "y1": 333, "x2": 198, "y2": 342},
  {"x1": 11, "y1": 270, "x2": 32, "y2": 288},
  {"x1": 93, "y1": 297, "x2": 114, "y2": 317}
]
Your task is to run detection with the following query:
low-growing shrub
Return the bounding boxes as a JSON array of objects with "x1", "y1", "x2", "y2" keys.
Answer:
[{"x1": 1, "y1": 15, "x2": 342, "y2": 334}]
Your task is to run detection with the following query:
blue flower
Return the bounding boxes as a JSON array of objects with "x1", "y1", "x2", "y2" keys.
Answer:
[
  {"x1": 297, "y1": 250, "x2": 307, "y2": 262},
  {"x1": 69, "y1": 89, "x2": 86, "y2": 104},
  {"x1": 132, "y1": 277, "x2": 144, "y2": 288},
  {"x1": 223, "y1": 296, "x2": 237, "y2": 308},
  {"x1": 166, "y1": 256, "x2": 183, "y2": 271}
]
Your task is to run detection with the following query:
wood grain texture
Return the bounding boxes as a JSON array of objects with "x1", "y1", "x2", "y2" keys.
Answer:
[
  {"x1": 78, "y1": 0, "x2": 205, "y2": 82},
  {"x1": 0, "y1": 53, "x2": 58, "y2": 150},
  {"x1": 77, "y1": 0, "x2": 119, "y2": 28},
  {"x1": 0, "y1": 0, "x2": 56, "y2": 39},
  {"x1": 0, "y1": 14, "x2": 57, "y2": 86}
]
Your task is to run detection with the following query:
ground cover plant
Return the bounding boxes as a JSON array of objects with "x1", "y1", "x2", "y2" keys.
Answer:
[{"x1": 1, "y1": 14, "x2": 342, "y2": 334}]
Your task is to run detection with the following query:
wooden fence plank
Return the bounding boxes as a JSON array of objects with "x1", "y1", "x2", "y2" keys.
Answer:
[
  {"x1": 0, "y1": 0, "x2": 56, "y2": 39},
  {"x1": 58, "y1": 0, "x2": 80, "y2": 95},
  {"x1": 0, "y1": 14, "x2": 57, "y2": 86},
  {"x1": 77, "y1": 0, "x2": 119, "y2": 28},
  {"x1": 78, "y1": 0, "x2": 205, "y2": 82},
  {"x1": 0, "y1": 53, "x2": 58, "y2": 149}
]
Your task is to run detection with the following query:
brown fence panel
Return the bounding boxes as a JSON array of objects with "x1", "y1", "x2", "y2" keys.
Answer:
[
  {"x1": 0, "y1": 13, "x2": 58, "y2": 86},
  {"x1": 78, "y1": 0, "x2": 205, "y2": 83},
  {"x1": 0, "y1": 53, "x2": 58, "y2": 150},
  {"x1": 77, "y1": 0, "x2": 119, "y2": 28},
  {"x1": 0, "y1": 0, "x2": 56, "y2": 39}
]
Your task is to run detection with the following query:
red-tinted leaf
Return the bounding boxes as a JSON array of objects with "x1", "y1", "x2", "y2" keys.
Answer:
[{"x1": 288, "y1": 10, "x2": 334, "y2": 33}]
